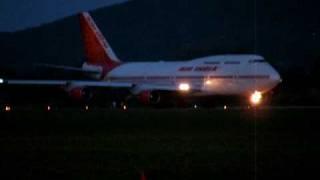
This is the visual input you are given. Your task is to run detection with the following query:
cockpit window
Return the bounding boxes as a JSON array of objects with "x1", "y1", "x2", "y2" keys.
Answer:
[{"x1": 249, "y1": 59, "x2": 267, "y2": 63}]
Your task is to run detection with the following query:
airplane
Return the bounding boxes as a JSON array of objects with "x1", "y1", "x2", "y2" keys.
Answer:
[{"x1": 0, "y1": 12, "x2": 281, "y2": 107}]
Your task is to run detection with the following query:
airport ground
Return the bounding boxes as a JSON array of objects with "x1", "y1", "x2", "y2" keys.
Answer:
[{"x1": 0, "y1": 107, "x2": 319, "y2": 179}]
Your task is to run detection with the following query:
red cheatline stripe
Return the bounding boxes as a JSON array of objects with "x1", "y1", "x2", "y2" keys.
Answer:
[
  {"x1": 209, "y1": 75, "x2": 233, "y2": 79},
  {"x1": 238, "y1": 75, "x2": 270, "y2": 79},
  {"x1": 224, "y1": 61, "x2": 241, "y2": 64},
  {"x1": 147, "y1": 76, "x2": 171, "y2": 79},
  {"x1": 108, "y1": 75, "x2": 270, "y2": 81},
  {"x1": 175, "y1": 76, "x2": 205, "y2": 79}
]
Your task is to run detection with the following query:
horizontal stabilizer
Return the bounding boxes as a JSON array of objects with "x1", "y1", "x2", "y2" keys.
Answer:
[{"x1": 35, "y1": 63, "x2": 101, "y2": 74}]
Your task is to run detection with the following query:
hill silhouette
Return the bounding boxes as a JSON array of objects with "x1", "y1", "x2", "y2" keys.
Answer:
[
  {"x1": 1, "y1": 0, "x2": 319, "y2": 69},
  {"x1": 0, "y1": 0, "x2": 320, "y2": 104}
]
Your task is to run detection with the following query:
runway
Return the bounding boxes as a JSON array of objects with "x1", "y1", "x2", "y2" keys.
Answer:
[
  {"x1": 0, "y1": 106, "x2": 319, "y2": 179},
  {"x1": 2, "y1": 104, "x2": 320, "y2": 112}
]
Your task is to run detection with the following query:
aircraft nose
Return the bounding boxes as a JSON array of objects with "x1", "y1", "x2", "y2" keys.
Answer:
[{"x1": 270, "y1": 70, "x2": 282, "y2": 84}]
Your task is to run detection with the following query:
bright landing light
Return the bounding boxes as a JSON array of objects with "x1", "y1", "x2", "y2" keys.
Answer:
[
  {"x1": 0, "y1": 78, "x2": 3, "y2": 84},
  {"x1": 205, "y1": 80, "x2": 212, "y2": 85},
  {"x1": 250, "y1": 91, "x2": 262, "y2": 105},
  {"x1": 178, "y1": 83, "x2": 190, "y2": 91}
]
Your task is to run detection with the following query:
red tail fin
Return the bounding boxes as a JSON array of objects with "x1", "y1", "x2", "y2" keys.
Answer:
[{"x1": 79, "y1": 12, "x2": 120, "y2": 68}]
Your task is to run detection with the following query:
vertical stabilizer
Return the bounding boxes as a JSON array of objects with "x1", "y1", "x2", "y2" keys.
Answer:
[{"x1": 79, "y1": 12, "x2": 120, "y2": 69}]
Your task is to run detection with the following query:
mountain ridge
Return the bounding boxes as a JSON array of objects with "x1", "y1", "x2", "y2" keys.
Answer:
[{"x1": 0, "y1": 0, "x2": 319, "y2": 76}]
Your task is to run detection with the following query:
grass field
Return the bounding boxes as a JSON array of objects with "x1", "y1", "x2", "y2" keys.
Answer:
[{"x1": 0, "y1": 108, "x2": 319, "y2": 179}]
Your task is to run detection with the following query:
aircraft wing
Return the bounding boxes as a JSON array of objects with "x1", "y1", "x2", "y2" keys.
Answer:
[
  {"x1": 130, "y1": 83, "x2": 201, "y2": 94},
  {"x1": 34, "y1": 63, "x2": 101, "y2": 74},
  {"x1": 0, "y1": 78, "x2": 200, "y2": 92},
  {"x1": 1, "y1": 79, "x2": 133, "y2": 88}
]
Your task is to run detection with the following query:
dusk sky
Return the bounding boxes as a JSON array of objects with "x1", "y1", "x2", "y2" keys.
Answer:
[{"x1": 0, "y1": 0, "x2": 129, "y2": 32}]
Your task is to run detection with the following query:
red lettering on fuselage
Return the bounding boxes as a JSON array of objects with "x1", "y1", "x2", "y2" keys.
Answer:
[{"x1": 178, "y1": 67, "x2": 193, "y2": 71}]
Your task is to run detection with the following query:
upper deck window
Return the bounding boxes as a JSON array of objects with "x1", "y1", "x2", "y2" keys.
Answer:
[
  {"x1": 204, "y1": 61, "x2": 220, "y2": 65},
  {"x1": 249, "y1": 59, "x2": 267, "y2": 63}
]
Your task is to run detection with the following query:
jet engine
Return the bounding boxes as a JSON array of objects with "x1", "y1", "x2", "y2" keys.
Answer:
[
  {"x1": 68, "y1": 87, "x2": 93, "y2": 101},
  {"x1": 138, "y1": 91, "x2": 161, "y2": 105}
]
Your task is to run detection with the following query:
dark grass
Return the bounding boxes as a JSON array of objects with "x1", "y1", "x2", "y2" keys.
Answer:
[{"x1": 0, "y1": 108, "x2": 319, "y2": 179}]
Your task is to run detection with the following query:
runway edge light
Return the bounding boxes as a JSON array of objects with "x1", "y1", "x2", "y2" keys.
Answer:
[{"x1": 5, "y1": 105, "x2": 11, "y2": 112}]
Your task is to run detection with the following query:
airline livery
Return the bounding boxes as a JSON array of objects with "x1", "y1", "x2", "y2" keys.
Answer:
[{"x1": 0, "y1": 12, "x2": 281, "y2": 106}]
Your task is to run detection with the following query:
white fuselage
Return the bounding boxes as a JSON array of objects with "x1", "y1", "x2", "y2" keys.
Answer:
[{"x1": 104, "y1": 54, "x2": 281, "y2": 96}]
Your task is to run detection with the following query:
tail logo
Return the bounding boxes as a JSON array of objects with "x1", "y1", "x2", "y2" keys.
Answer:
[{"x1": 79, "y1": 12, "x2": 121, "y2": 70}]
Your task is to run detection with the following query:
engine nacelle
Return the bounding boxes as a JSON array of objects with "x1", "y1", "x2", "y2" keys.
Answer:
[
  {"x1": 68, "y1": 87, "x2": 92, "y2": 101},
  {"x1": 138, "y1": 91, "x2": 161, "y2": 105}
]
